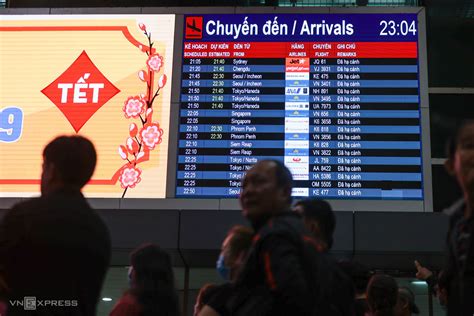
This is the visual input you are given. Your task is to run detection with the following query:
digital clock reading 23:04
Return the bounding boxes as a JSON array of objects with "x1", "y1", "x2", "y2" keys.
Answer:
[{"x1": 380, "y1": 20, "x2": 417, "y2": 36}]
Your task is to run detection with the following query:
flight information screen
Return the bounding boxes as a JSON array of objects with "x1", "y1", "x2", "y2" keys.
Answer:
[{"x1": 176, "y1": 13, "x2": 423, "y2": 199}]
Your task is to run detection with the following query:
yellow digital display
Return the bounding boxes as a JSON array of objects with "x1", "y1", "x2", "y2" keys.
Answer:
[{"x1": 0, "y1": 15, "x2": 175, "y2": 198}]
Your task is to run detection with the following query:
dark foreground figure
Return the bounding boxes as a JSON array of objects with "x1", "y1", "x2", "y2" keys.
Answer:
[
  {"x1": 441, "y1": 121, "x2": 474, "y2": 316},
  {"x1": 0, "y1": 135, "x2": 111, "y2": 315},
  {"x1": 228, "y1": 159, "x2": 351, "y2": 316},
  {"x1": 110, "y1": 243, "x2": 180, "y2": 316}
]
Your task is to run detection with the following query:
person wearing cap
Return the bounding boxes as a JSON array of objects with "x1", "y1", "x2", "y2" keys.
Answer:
[{"x1": 396, "y1": 287, "x2": 419, "y2": 316}]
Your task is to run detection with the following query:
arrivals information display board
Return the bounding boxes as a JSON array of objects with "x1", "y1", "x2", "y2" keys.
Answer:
[{"x1": 177, "y1": 14, "x2": 424, "y2": 199}]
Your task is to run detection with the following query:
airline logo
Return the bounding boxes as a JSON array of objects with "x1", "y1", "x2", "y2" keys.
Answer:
[
  {"x1": 285, "y1": 156, "x2": 309, "y2": 164},
  {"x1": 292, "y1": 187, "x2": 309, "y2": 197},
  {"x1": 41, "y1": 51, "x2": 120, "y2": 132},
  {"x1": 285, "y1": 95, "x2": 309, "y2": 103},
  {"x1": 285, "y1": 57, "x2": 309, "y2": 72},
  {"x1": 285, "y1": 133, "x2": 309, "y2": 141},
  {"x1": 285, "y1": 156, "x2": 309, "y2": 180},
  {"x1": 285, "y1": 117, "x2": 309, "y2": 133},
  {"x1": 287, "y1": 172, "x2": 309, "y2": 181},
  {"x1": 285, "y1": 102, "x2": 309, "y2": 111},
  {"x1": 285, "y1": 148, "x2": 309, "y2": 156},
  {"x1": 286, "y1": 79, "x2": 309, "y2": 87},
  {"x1": 284, "y1": 140, "x2": 309, "y2": 149},
  {"x1": 285, "y1": 87, "x2": 309, "y2": 95},
  {"x1": 289, "y1": 173, "x2": 309, "y2": 181},
  {"x1": 286, "y1": 72, "x2": 310, "y2": 81},
  {"x1": 285, "y1": 109, "x2": 310, "y2": 118}
]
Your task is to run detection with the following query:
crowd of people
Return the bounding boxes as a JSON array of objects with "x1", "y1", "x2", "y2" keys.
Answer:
[{"x1": 0, "y1": 121, "x2": 473, "y2": 316}]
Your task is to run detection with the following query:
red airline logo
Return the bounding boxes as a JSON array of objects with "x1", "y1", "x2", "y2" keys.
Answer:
[{"x1": 41, "y1": 51, "x2": 120, "y2": 132}]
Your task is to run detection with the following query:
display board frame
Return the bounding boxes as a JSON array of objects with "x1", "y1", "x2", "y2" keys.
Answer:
[{"x1": 0, "y1": 7, "x2": 432, "y2": 212}]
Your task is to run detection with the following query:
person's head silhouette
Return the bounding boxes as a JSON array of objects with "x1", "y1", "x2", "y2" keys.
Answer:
[{"x1": 41, "y1": 135, "x2": 96, "y2": 195}]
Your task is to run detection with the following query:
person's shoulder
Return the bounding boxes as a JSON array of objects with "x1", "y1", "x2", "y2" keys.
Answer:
[
  {"x1": 214, "y1": 282, "x2": 234, "y2": 294},
  {"x1": 259, "y1": 212, "x2": 305, "y2": 242},
  {"x1": 49, "y1": 190, "x2": 91, "y2": 208},
  {"x1": 109, "y1": 293, "x2": 142, "y2": 316},
  {"x1": 208, "y1": 283, "x2": 234, "y2": 302},
  {"x1": 443, "y1": 199, "x2": 465, "y2": 227},
  {"x1": 273, "y1": 211, "x2": 302, "y2": 224},
  {"x1": 3, "y1": 197, "x2": 45, "y2": 220},
  {"x1": 207, "y1": 283, "x2": 234, "y2": 315},
  {"x1": 255, "y1": 222, "x2": 304, "y2": 256},
  {"x1": 262, "y1": 212, "x2": 303, "y2": 232},
  {"x1": 118, "y1": 292, "x2": 139, "y2": 304},
  {"x1": 9, "y1": 191, "x2": 90, "y2": 213},
  {"x1": 11, "y1": 196, "x2": 44, "y2": 211},
  {"x1": 5, "y1": 192, "x2": 92, "y2": 222},
  {"x1": 9, "y1": 192, "x2": 108, "y2": 237}
]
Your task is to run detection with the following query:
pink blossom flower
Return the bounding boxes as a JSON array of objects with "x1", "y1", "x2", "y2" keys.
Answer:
[
  {"x1": 126, "y1": 137, "x2": 139, "y2": 154},
  {"x1": 138, "y1": 23, "x2": 146, "y2": 32},
  {"x1": 145, "y1": 108, "x2": 153, "y2": 122},
  {"x1": 140, "y1": 122, "x2": 163, "y2": 150},
  {"x1": 129, "y1": 123, "x2": 138, "y2": 137},
  {"x1": 147, "y1": 54, "x2": 163, "y2": 72},
  {"x1": 158, "y1": 74, "x2": 167, "y2": 88},
  {"x1": 123, "y1": 96, "x2": 145, "y2": 118},
  {"x1": 119, "y1": 166, "x2": 142, "y2": 189},
  {"x1": 118, "y1": 145, "x2": 128, "y2": 160},
  {"x1": 138, "y1": 70, "x2": 148, "y2": 82}
]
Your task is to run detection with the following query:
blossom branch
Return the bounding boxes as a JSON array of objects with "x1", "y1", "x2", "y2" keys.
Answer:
[{"x1": 118, "y1": 23, "x2": 166, "y2": 198}]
